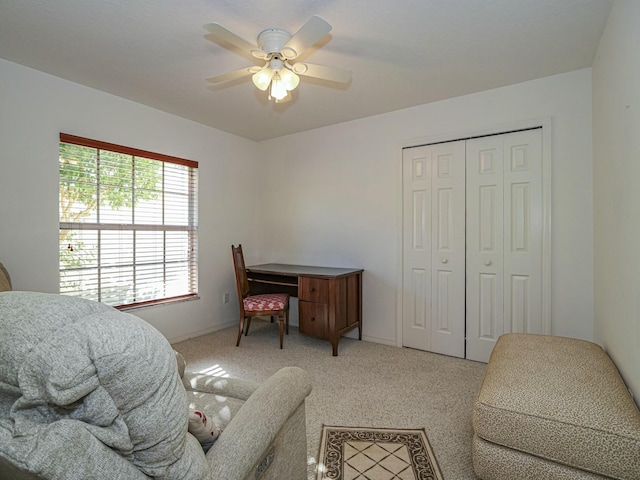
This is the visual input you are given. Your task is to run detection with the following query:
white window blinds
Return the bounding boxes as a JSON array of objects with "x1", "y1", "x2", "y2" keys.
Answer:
[{"x1": 59, "y1": 133, "x2": 198, "y2": 309}]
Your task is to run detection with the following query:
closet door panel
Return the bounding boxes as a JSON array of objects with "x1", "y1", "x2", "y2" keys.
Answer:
[
  {"x1": 504, "y1": 130, "x2": 543, "y2": 334},
  {"x1": 466, "y1": 138, "x2": 504, "y2": 362},
  {"x1": 402, "y1": 149, "x2": 432, "y2": 350},
  {"x1": 430, "y1": 143, "x2": 465, "y2": 358},
  {"x1": 479, "y1": 272, "x2": 498, "y2": 338}
]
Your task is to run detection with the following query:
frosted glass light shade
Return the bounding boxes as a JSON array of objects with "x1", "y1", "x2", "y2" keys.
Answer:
[
  {"x1": 270, "y1": 72, "x2": 288, "y2": 100},
  {"x1": 279, "y1": 68, "x2": 300, "y2": 91},
  {"x1": 252, "y1": 67, "x2": 274, "y2": 91}
]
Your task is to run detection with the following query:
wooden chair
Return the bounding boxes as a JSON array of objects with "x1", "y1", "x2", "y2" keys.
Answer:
[{"x1": 231, "y1": 244, "x2": 290, "y2": 349}]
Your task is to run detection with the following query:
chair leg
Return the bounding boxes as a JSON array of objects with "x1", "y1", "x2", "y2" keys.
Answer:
[
  {"x1": 244, "y1": 317, "x2": 252, "y2": 336},
  {"x1": 278, "y1": 314, "x2": 284, "y2": 349},
  {"x1": 236, "y1": 316, "x2": 245, "y2": 347},
  {"x1": 285, "y1": 309, "x2": 289, "y2": 335},
  {"x1": 270, "y1": 316, "x2": 275, "y2": 323}
]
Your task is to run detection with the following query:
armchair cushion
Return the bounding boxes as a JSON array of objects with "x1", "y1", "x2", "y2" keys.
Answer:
[
  {"x1": 243, "y1": 293, "x2": 288, "y2": 311},
  {"x1": 182, "y1": 373, "x2": 259, "y2": 443}
]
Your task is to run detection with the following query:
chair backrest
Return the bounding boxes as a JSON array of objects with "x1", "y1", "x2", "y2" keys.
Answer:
[{"x1": 231, "y1": 244, "x2": 250, "y2": 301}]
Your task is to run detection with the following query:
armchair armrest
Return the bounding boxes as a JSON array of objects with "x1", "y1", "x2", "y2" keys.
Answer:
[
  {"x1": 182, "y1": 372, "x2": 261, "y2": 401},
  {"x1": 205, "y1": 367, "x2": 312, "y2": 479}
]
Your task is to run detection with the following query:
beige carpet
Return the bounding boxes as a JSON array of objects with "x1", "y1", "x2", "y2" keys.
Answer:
[
  {"x1": 317, "y1": 426, "x2": 443, "y2": 480},
  {"x1": 172, "y1": 319, "x2": 486, "y2": 479}
]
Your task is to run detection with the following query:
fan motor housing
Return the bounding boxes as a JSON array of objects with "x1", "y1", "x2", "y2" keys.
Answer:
[{"x1": 256, "y1": 28, "x2": 292, "y2": 55}]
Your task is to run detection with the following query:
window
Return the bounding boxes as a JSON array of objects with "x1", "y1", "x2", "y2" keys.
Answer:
[{"x1": 59, "y1": 133, "x2": 198, "y2": 308}]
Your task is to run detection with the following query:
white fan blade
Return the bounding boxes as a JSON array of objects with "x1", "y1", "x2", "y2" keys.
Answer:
[
  {"x1": 292, "y1": 62, "x2": 351, "y2": 84},
  {"x1": 204, "y1": 23, "x2": 262, "y2": 55},
  {"x1": 281, "y1": 16, "x2": 332, "y2": 60},
  {"x1": 206, "y1": 66, "x2": 258, "y2": 84}
]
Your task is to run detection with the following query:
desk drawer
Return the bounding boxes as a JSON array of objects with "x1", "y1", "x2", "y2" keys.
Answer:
[
  {"x1": 299, "y1": 301, "x2": 328, "y2": 339},
  {"x1": 299, "y1": 277, "x2": 328, "y2": 303}
]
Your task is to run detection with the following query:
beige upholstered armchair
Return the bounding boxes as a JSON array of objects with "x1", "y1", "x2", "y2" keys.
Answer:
[{"x1": 0, "y1": 291, "x2": 312, "y2": 480}]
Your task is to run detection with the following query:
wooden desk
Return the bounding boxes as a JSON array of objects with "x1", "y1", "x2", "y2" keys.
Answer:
[{"x1": 246, "y1": 264, "x2": 363, "y2": 356}]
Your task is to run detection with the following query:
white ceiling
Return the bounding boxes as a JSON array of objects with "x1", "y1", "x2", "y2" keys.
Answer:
[{"x1": 0, "y1": 0, "x2": 611, "y2": 142}]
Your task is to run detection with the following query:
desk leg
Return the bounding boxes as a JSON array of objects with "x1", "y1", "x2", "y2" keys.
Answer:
[
  {"x1": 329, "y1": 278, "x2": 339, "y2": 356},
  {"x1": 331, "y1": 337, "x2": 339, "y2": 357},
  {"x1": 278, "y1": 313, "x2": 284, "y2": 349},
  {"x1": 358, "y1": 272, "x2": 363, "y2": 340}
]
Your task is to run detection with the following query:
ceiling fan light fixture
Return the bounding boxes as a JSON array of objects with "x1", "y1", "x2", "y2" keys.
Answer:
[
  {"x1": 252, "y1": 67, "x2": 273, "y2": 91},
  {"x1": 270, "y1": 72, "x2": 288, "y2": 101},
  {"x1": 256, "y1": 58, "x2": 299, "y2": 101},
  {"x1": 280, "y1": 68, "x2": 300, "y2": 91}
]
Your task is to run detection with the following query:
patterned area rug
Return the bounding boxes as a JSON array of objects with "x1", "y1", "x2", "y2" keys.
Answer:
[{"x1": 316, "y1": 426, "x2": 444, "y2": 480}]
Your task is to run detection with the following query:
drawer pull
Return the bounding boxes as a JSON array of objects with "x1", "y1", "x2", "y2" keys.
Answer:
[
  {"x1": 310, "y1": 317, "x2": 315, "y2": 322},
  {"x1": 309, "y1": 287, "x2": 316, "y2": 292}
]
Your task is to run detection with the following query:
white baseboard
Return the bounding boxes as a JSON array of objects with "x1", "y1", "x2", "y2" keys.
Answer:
[
  {"x1": 168, "y1": 319, "x2": 236, "y2": 344},
  {"x1": 342, "y1": 329, "x2": 397, "y2": 347},
  {"x1": 361, "y1": 334, "x2": 397, "y2": 346},
  {"x1": 170, "y1": 319, "x2": 398, "y2": 349}
]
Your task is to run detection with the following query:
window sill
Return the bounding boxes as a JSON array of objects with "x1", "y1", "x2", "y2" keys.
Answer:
[{"x1": 117, "y1": 294, "x2": 200, "y2": 311}]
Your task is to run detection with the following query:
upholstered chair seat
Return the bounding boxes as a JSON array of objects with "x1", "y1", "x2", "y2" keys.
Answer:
[{"x1": 243, "y1": 293, "x2": 289, "y2": 311}]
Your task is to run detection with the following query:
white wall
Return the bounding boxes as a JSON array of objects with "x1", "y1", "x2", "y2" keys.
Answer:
[
  {"x1": 0, "y1": 58, "x2": 597, "y2": 357},
  {"x1": 0, "y1": 58, "x2": 261, "y2": 342},
  {"x1": 592, "y1": 0, "x2": 640, "y2": 401},
  {"x1": 260, "y1": 69, "x2": 595, "y2": 346}
]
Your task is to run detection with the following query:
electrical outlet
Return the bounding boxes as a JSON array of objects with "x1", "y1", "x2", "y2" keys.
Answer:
[{"x1": 223, "y1": 292, "x2": 230, "y2": 304}]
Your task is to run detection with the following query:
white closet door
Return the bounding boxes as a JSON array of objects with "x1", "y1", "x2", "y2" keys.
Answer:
[
  {"x1": 402, "y1": 141, "x2": 466, "y2": 357},
  {"x1": 466, "y1": 130, "x2": 543, "y2": 362},
  {"x1": 402, "y1": 147, "x2": 432, "y2": 351},
  {"x1": 465, "y1": 136, "x2": 505, "y2": 362}
]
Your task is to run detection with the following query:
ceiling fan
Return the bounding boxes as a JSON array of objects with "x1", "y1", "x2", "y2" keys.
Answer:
[{"x1": 204, "y1": 16, "x2": 352, "y2": 102}]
